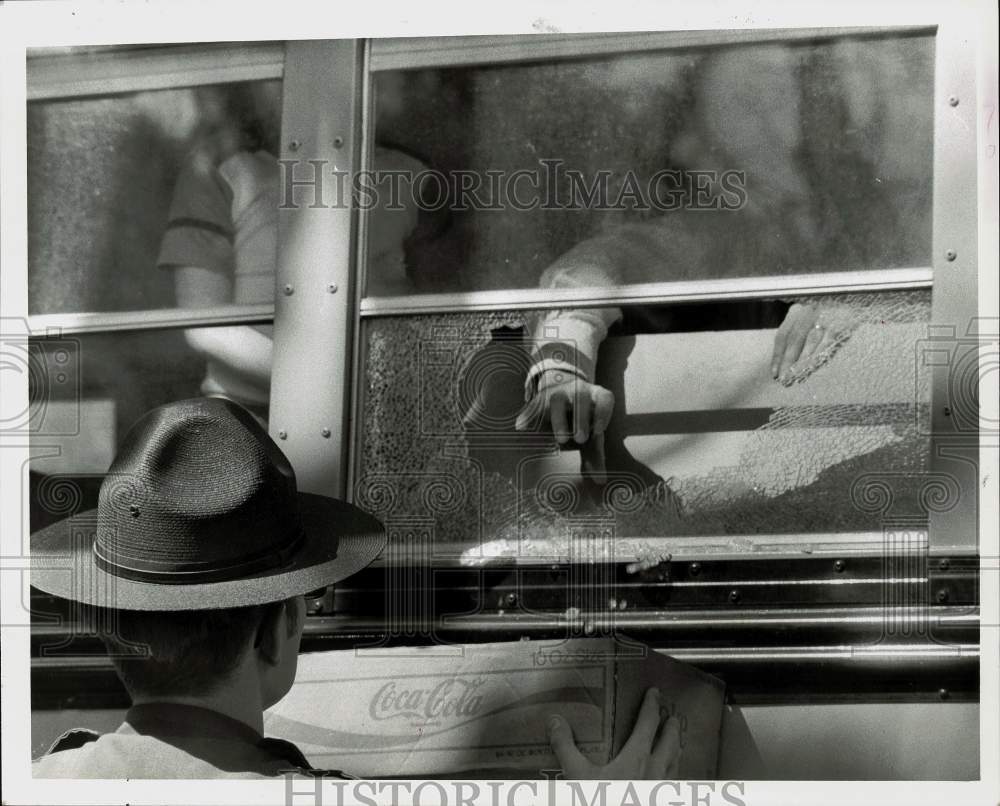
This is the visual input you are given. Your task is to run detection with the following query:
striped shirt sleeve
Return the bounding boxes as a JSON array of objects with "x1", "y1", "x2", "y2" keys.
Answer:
[{"x1": 157, "y1": 157, "x2": 235, "y2": 273}]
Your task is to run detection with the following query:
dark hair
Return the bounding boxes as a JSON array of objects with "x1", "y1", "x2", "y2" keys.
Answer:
[
  {"x1": 187, "y1": 80, "x2": 282, "y2": 168},
  {"x1": 96, "y1": 599, "x2": 299, "y2": 698}
]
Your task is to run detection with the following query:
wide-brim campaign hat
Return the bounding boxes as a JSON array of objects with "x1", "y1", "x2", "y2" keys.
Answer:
[{"x1": 31, "y1": 398, "x2": 385, "y2": 611}]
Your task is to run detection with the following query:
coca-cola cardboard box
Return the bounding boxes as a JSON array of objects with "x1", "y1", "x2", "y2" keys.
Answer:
[{"x1": 264, "y1": 637, "x2": 725, "y2": 778}]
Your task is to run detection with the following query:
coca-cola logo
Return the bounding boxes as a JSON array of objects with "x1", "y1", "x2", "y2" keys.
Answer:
[{"x1": 369, "y1": 677, "x2": 486, "y2": 722}]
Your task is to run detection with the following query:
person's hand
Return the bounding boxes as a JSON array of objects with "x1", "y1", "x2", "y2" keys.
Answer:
[
  {"x1": 771, "y1": 302, "x2": 842, "y2": 381},
  {"x1": 548, "y1": 687, "x2": 682, "y2": 780},
  {"x1": 515, "y1": 369, "x2": 615, "y2": 482}
]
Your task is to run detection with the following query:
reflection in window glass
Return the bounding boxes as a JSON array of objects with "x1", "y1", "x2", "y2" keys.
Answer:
[
  {"x1": 28, "y1": 328, "x2": 271, "y2": 530},
  {"x1": 27, "y1": 76, "x2": 282, "y2": 315},
  {"x1": 355, "y1": 291, "x2": 931, "y2": 562},
  {"x1": 369, "y1": 32, "x2": 934, "y2": 296}
]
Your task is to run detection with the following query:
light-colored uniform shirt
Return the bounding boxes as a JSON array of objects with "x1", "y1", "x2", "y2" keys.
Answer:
[{"x1": 32, "y1": 702, "x2": 351, "y2": 779}]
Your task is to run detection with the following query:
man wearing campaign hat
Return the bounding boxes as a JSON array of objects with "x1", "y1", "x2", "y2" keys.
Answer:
[
  {"x1": 31, "y1": 397, "x2": 679, "y2": 779},
  {"x1": 30, "y1": 397, "x2": 385, "y2": 778}
]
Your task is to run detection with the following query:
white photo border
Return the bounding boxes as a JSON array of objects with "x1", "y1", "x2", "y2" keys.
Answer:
[{"x1": 2, "y1": 1, "x2": 997, "y2": 804}]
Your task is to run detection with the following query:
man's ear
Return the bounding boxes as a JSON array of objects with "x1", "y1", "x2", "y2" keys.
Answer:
[
  {"x1": 253, "y1": 602, "x2": 287, "y2": 666},
  {"x1": 285, "y1": 595, "x2": 305, "y2": 639}
]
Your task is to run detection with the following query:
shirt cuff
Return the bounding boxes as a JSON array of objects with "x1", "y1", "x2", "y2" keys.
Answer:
[{"x1": 524, "y1": 315, "x2": 606, "y2": 400}]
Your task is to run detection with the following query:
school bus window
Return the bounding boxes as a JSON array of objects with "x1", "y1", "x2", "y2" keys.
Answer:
[
  {"x1": 365, "y1": 31, "x2": 934, "y2": 298},
  {"x1": 354, "y1": 290, "x2": 931, "y2": 563},
  {"x1": 27, "y1": 76, "x2": 283, "y2": 317}
]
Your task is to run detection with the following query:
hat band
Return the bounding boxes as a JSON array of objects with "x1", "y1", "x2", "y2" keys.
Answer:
[{"x1": 92, "y1": 528, "x2": 306, "y2": 584}]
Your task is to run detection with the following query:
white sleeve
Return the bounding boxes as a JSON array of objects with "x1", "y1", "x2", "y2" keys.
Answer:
[{"x1": 525, "y1": 255, "x2": 623, "y2": 398}]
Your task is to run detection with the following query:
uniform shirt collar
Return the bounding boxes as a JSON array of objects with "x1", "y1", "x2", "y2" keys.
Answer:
[{"x1": 121, "y1": 702, "x2": 263, "y2": 745}]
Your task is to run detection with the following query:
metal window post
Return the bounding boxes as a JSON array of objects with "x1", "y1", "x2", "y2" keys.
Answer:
[
  {"x1": 927, "y1": 15, "x2": 982, "y2": 556},
  {"x1": 271, "y1": 40, "x2": 363, "y2": 497}
]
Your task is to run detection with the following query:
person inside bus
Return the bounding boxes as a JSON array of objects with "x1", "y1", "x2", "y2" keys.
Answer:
[
  {"x1": 157, "y1": 82, "x2": 438, "y2": 424},
  {"x1": 31, "y1": 398, "x2": 681, "y2": 779},
  {"x1": 514, "y1": 42, "x2": 921, "y2": 481}
]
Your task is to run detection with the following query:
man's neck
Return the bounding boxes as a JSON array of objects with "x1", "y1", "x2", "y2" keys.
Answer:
[{"x1": 132, "y1": 680, "x2": 264, "y2": 736}]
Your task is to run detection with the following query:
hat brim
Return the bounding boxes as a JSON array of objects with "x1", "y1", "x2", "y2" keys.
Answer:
[{"x1": 30, "y1": 493, "x2": 385, "y2": 611}]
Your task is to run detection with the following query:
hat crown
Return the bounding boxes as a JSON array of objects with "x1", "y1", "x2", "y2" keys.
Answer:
[{"x1": 95, "y1": 398, "x2": 304, "y2": 583}]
